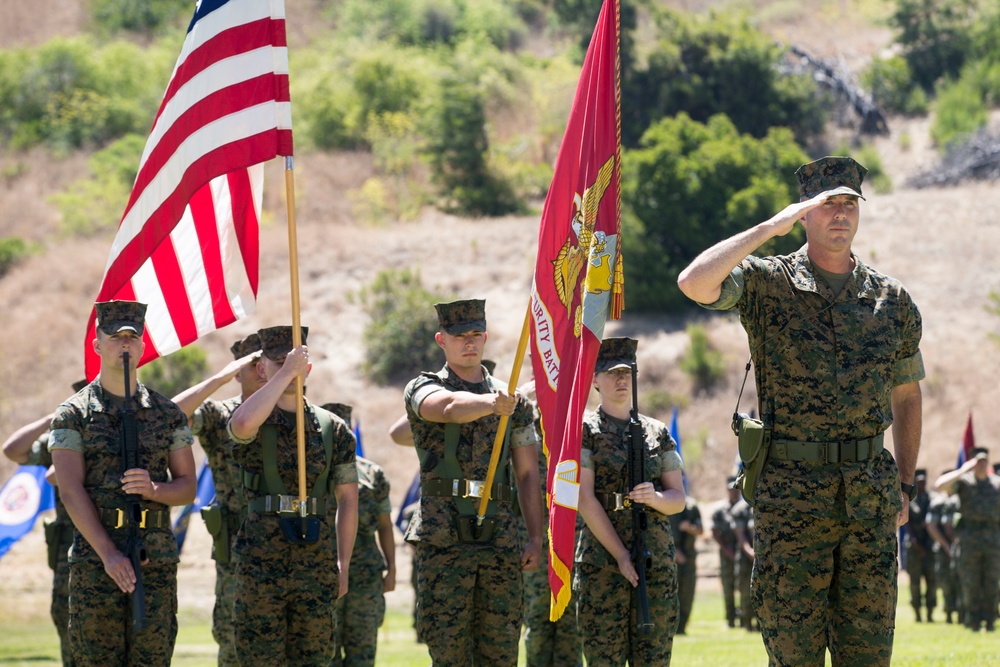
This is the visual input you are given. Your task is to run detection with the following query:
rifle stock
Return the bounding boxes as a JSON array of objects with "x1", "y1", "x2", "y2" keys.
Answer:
[
  {"x1": 628, "y1": 362, "x2": 654, "y2": 635},
  {"x1": 121, "y1": 352, "x2": 148, "y2": 632}
]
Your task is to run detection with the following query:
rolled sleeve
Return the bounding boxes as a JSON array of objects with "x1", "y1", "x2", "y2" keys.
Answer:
[
  {"x1": 227, "y1": 420, "x2": 256, "y2": 446},
  {"x1": 659, "y1": 450, "x2": 684, "y2": 474},
  {"x1": 333, "y1": 462, "x2": 359, "y2": 485},
  {"x1": 48, "y1": 429, "x2": 83, "y2": 453},
  {"x1": 699, "y1": 266, "x2": 745, "y2": 311},
  {"x1": 170, "y1": 425, "x2": 194, "y2": 451},
  {"x1": 893, "y1": 350, "x2": 925, "y2": 386},
  {"x1": 510, "y1": 423, "x2": 538, "y2": 449},
  {"x1": 408, "y1": 383, "x2": 444, "y2": 417},
  {"x1": 580, "y1": 448, "x2": 594, "y2": 470}
]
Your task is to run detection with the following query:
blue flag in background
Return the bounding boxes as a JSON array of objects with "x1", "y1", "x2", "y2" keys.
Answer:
[
  {"x1": 670, "y1": 406, "x2": 690, "y2": 495},
  {"x1": 395, "y1": 472, "x2": 420, "y2": 533},
  {"x1": 0, "y1": 466, "x2": 55, "y2": 559},
  {"x1": 173, "y1": 461, "x2": 215, "y2": 552},
  {"x1": 354, "y1": 421, "x2": 364, "y2": 458}
]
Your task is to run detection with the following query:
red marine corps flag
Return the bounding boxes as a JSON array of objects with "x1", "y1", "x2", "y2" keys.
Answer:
[
  {"x1": 530, "y1": 0, "x2": 622, "y2": 621},
  {"x1": 84, "y1": 0, "x2": 293, "y2": 379}
]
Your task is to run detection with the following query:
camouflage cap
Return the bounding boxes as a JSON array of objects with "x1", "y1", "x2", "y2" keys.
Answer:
[
  {"x1": 482, "y1": 359, "x2": 497, "y2": 375},
  {"x1": 435, "y1": 299, "x2": 486, "y2": 335},
  {"x1": 795, "y1": 156, "x2": 868, "y2": 200},
  {"x1": 257, "y1": 326, "x2": 309, "y2": 361},
  {"x1": 320, "y1": 402, "x2": 352, "y2": 425},
  {"x1": 71, "y1": 379, "x2": 88, "y2": 393},
  {"x1": 95, "y1": 300, "x2": 147, "y2": 336},
  {"x1": 229, "y1": 333, "x2": 262, "y2": 360},
  {"x1": 971, "y1": 446, "x2": 989, "y2": 460},
  {"x1": 594, "y1": 337, "x2": 638, "y2": 373}
]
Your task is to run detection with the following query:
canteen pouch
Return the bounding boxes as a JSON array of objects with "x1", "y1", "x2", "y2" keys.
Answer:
[
  {"x1": 43, "y1": 518, "x2": 60, "y2": 571},
  {"x1": 200, "y1": 505, "x2": 231, "y2": 564},
  {"x1": 279, "y1": 516, "x2": 321, "y2": 544},
  {"x1": 455, "y1": 515, "x2": 497, "y2": 544},
  {"x1": 734, "y1": 414, "x2": 771, "y2": 506}
]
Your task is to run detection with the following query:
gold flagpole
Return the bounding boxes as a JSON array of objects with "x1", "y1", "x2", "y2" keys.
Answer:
[
  {"x1": 476, "y1": 304, "x2": 532, "y2": 523},
  {"x1": 284, "y1": 155, "x2": 308, "y2": 509}
]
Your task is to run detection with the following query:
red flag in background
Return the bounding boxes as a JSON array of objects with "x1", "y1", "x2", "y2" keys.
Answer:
[
  {"x1": 530, "y1": 0, "x2": 622, "y2": 622},
  {"x1": 957, "y1": 412, "x2": 975, "y2": 467},
  {"x1": 84, "y1": 0, "x2": 293, "y2": 379}
]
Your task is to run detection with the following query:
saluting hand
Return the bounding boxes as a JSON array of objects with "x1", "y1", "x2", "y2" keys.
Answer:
[{"x1": 766, "y1": 192, "x2": 830, "y2": 237}]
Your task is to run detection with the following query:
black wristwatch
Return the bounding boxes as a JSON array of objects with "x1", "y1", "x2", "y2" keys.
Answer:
[{"x1": 900, "y1": 481, "x2": 917, "y2": 498}]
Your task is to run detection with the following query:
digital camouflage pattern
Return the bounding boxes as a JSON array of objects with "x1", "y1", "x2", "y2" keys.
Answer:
[
  {"x1": 434, "y1": 299, "x2": 486, "y2": 334},
  {"x1": 191, "y1": 395, "x2": 245, "y2": 667},
  {"x1": 795, "y1": 156, "x2": 867, "y2": 200},
  {"x1": 904, "y1": 487, "x2": 936, "y2": 620},
  {"x1": 321, "y1": 403, "x2": 353, "y2": 425},
  {"x1": 229, "y1": 332, "x2": 261, "y2": 360},
  {"x1": 95, "y1": 300, "x2": 147, "y2": 335},
  {"x1": 49, "y1": 379, "x2": 193, "y2": 666},
  {"x1": 951, "y1": 471, "x2": 1000, "y2": 628},
  {"x1": 404, "y1": 364, "x2": 536, "y2": 666},
  {"x1": 257, "y1": 325, "x2": 308, "y2": 361},
  {"x1": 926, "y1": 492, "x2": 962, "y2": 620},
  {"x1": 27, "y1": 432, "x2": 75, "y2": 666},
  {"x1": 229, "y1": 402, "x2": 357, "y2": 666},
  {"x1": 730, "y1": 500, "x2": 755, "y2": 629},
  {"x1": 711, "y1": 499, "x2": 741, "y2": 626},
  {"x1": 332, "y1": 456, "x2": 390, "y2": 666},
  {"x1": 669, "y1": 497, "x2": 702, "y2": 634},
  {"x1": 574, "y1": 407, "x2": 682, "y2": 665},
  {"x1": 594, "y1": 336, "x2": 637, "y2": 373},
  {"x1": 703, "y1": 246, "x2": 925, "y2": 665}
]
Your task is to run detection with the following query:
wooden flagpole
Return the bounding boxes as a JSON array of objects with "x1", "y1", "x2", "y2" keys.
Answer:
[{"x1": 284, "y1": 156, "x2": 308, "y2": 509}]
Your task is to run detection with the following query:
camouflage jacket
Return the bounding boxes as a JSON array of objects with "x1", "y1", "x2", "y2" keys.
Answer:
[
  {"x1": 905, "y1": 491, "x2": 933, "y2": 548},
  {"x1": 49, "y1": 379, "x2": 193, "y2": 564},
  {"x1": 668, "y1": 497, "x2": 702, "y2": 561},
  {"x1": 192, "y1": 395, "x2": 244, "y2": 515},
  {"x1": 953, "y1": 473, "x2": 1000, "y2": 528},
  {"x1": 352, "y1": 456, "x2": 391, "y2": 576},
  {"x1": 702, "y1": 247, "x2": 924, "y2": 521},
  {"x1": 229, "y1": 402, "x2": 358, "y2": 566},
  {"x1": 575, "y1": 408, "x2": 683, "y2": 569},
  {"x1": 711, "y1": 499, "x2": 749, "y2": 553},
  {"x1": 403, "y1": 364, "x2": 536, "y2": 551}
]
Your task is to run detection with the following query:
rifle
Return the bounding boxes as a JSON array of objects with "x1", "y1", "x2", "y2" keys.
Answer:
[
  {"x1": 121, "y1": 352, "x2": 148, "y2": 632},
  {"x1": 627, "y1": 361, "x2": 654, "y2": 635}
]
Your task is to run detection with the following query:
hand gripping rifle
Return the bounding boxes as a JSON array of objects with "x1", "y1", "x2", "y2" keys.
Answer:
[
  {"x1": 121, "y1": 352, "x2": 148, "y2": 632},
  {"x1": 627, "y1": 361, "x2": 654, "y2": 635}
]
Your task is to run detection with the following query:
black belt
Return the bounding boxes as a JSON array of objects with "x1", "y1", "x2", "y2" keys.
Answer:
[
  {"x1": 421, "y1": 479, "x2": 512, "y2": 502},
  {"x1": 99, "y1": 507, "x2": 170, "y2": 530},
  {"x1": 598, "y1": 492, "x2": 631, "y2": 512},
  {"x1": 769, "y1": 433, "x2": 884, "y2": 463},
  {"x1": 247, "y1": 495, "x2": 328, "y2": 516}
]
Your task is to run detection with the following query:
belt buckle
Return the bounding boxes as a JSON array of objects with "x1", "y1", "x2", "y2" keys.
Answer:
[
  {"x1": 114, "y1": 508, "x2": 125, "y2": 529},
  {"x1": 617, "y1": 494, "x2": 630, "y2": 511},
  {"x1": 464, "y1": 480, "x2": 485, "y2": 499},
  {"x1": 139, "y1": 509, "x2": 148, "y2": 529}
]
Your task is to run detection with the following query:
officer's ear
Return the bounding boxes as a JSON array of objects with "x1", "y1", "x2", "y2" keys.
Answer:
[{"x1": 434, "y1": 331, "x2": 445, "y2": 349}]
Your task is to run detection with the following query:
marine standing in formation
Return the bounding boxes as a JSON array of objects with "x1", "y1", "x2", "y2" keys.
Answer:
[
  {"x1": 925, "y1": 477, "x2": 961, "y2": 623},
  {"x1": 403, "y1": 299, "x2": 544, "y2": 666},
  {"x1": 668, "y1": 495, "x2": 703, "y2": 635},
  {"x1": 934, "y1": 447, "x2": 1000, "y2": 631},
  {"x1": 711, "y1": 477, "x2": 749, "y2": 630},
  {"x1": 171, "y1": 333, "x2": 265, "y2": 666},
  {"x1": 2, "y1": 379, "x2": 87, "y2": 666},
  {"x1": 904, "y1": 469, "x2": 936, "y2": 622},
  {"x1": 678, "y1": 156, "x2": 924, "y2": 665},
  {"x1": 50, "y1": 300, "x2": 197, "y2": 666},
  {"x1": 227, "y1": 326, "x2": 359, "y2": 666},
  {"x1": 574, "y1": 337, "x2": 685, "y2": 665}
]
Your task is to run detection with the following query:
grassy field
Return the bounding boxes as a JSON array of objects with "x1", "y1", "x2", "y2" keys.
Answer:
[{"x1": 1, "y1": 589, "x2": 997, "y2": 666}]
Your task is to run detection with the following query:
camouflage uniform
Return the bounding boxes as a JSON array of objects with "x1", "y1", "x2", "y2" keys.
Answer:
[
  {"x1": 49, "y1": 379, "x2": 193, "y2": 667},
  {"x1": 700, "y1": 155, "x2": 925, "y2": 665},
  {"x1": 730, "y1": 499, "x2": 755, "y2": 629},
  {"x1": 951, "y1": 469, "x2": 1000, "y2": 630},
  {"x1": 574, "y1": 407, "x2": 683, "y2": 666},
  {"x1": 927, "y1": 492, "x2": 961, "y2": 622},
  {"x1": 25, "y1": 432, "x2": 75, "y2": 666},
  {"x1": 228, "y1": 374, "x2": 357, "y2": 667},
  {"x1": 668, "y1": 497, "x2": 702, "y2": 635},
  {"x1": 522, "y1": 403, "x2": 582, "y2": 667},
  {"x1": 711, "y1": 498, "x2": 741, "y2": 628},
  {"x1": 904, "y1": 483, "x2": 936, "y2": 621},
  {"x1": 332, "y1": 456, "x2": 391, "y2": 666},
  {"x1": 404, "y1": 363, "x2": 536, "y2": 667}
]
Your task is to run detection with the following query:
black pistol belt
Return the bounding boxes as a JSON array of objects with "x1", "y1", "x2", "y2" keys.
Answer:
[
  {"x1": 247, "y1": 494, "x2": 328, "y2": 517},
  {"x1": 769, "y1": 433, "x2": 884, "y2": 463},
  {"x1": 599, "y1": 492, "x2": 632, "y2": 512},
  {"x1": 421, "y1": 478, "x2": 512, "y2": 502},
  {"x1": 99, "y1": 507, "x2": 170, "y2": 530}
]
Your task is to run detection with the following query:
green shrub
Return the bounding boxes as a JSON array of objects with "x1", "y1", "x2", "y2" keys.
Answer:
[
  {"x1": 0, "y1": 237, "x2": 33, "y2": 277},
  {"x1": 90, "y1": 0, "x2": 191, "y2": 35},
  {"x1": 839, "y1": 143, "x2": 892, "y2": 195},
  {"x1": 361, "y1": 269, "x2": 449, "y2": 385},
  {"x1": 139, "y1": 346, "x2": 209, "y2": 398},
  {"x1": 862, "y1": 55, "x2": 929, "y2": 116},
  {"x1": 622, "y1": 113, "x2": 808, "y2": 313},
  {"x1": 889, "y1": 0, "x2": 976, "y2": 93},
  {"x1": 679, "y1": 324, "x2": 726, "y2": 394},
  {"x1": 931, "y1": 75, "x2": 988, "y2": 150}
]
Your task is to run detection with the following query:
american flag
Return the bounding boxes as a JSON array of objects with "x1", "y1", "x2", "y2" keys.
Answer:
[{"x1": 84, "y1": 0, "x2": 293, "y2": 379}]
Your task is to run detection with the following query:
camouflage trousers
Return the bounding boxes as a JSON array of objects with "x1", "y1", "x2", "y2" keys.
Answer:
[
  {"x1": 738, "y1": 554, "x2": 754, "y2": 629},
  {"x1": 68, "y1": 561, "x2": 178, "y2": 667},
  {"x1": 332, "y1": 566, "x2": 386, "y2": 666},
  {"x1": 676, "y1": 558, "x2": 697, "y2": 634},
  {"x1": 233, "y1": 555, "x2": 337, "y2": 666},
  {"x1": 904, "y1": 544, "x2": 936, "y2": 614},
  {"x1": 573, "y1": 560, "x2": 679, "y2": 666},
  {"x1": 719, "y1": 552, "x2": 737, "y2": 624},
  {"x1": 934, "y1": 548, "x2": 960, "y2": 615},
  {"x1": 52, "y1": 547, "x2": 75, "y2": 667},
  {"x1": 956, "y1": 530, "x2": 1000, "y2": 626},
  {"x1": 752, "y1": 507, "x2": 897, "y2": 667},
  {"x1": 214, "y1": 558, "x2": 239, "y2": 667},
  {"x1": 522, "y1": 562, "x2": 582, "y2": 666},
  {"x1": 414, "y1": 542, "x2": 522, "y2": 667}
]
